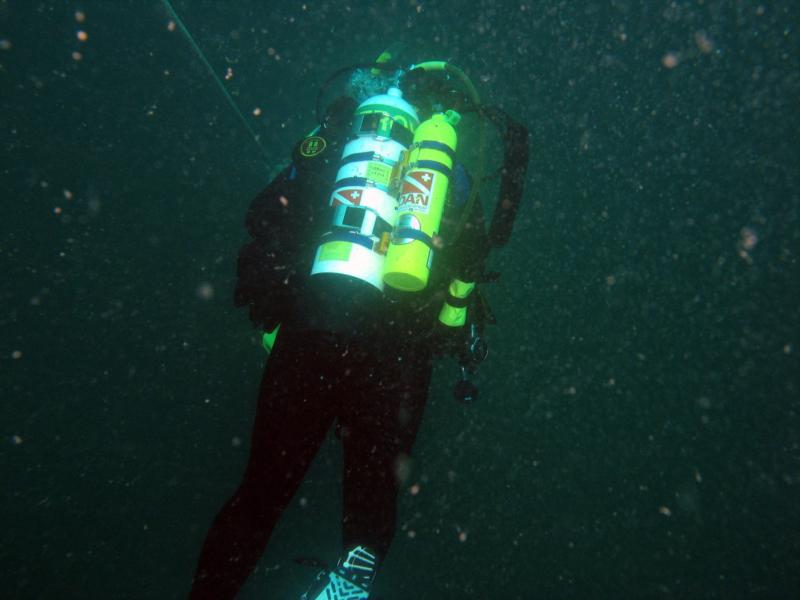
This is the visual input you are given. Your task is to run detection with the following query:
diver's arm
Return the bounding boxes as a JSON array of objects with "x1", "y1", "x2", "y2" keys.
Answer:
[
  {"x1": 448, "y1": 194, "x2": 490, "y2": 284},
  {"x1": 234, "y1": 97, "x2": 357, "y2": 331},
  {"x1": 235, "y1": 166, "x2": 307, "y2": 331},
  {"x1": 432, "y1": 190, "x2": 491, "y2": 358}
]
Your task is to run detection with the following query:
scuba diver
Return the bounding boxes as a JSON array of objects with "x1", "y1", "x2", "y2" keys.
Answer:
[{"x1": 188, "y1": 47, "x2": 529, "y2": 600}]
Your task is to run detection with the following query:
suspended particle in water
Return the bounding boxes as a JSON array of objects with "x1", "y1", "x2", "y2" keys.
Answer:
[
  {"x1": 231, "y1": 436, "x2": 242, "y2": 448},
  {"x1": 77, "y1": 30, "x2": 88, "y2": 42},
  {"x1": 739, "y1": 226, "x2": 758, "y2": 251},
  {"x1": 694, "y1": 31, "x2": 715, "y2": 54},
  {"x1": 196, "y1": 282, "x2": 214, "y2": 300},
  {"x1": 737, "y1": 226, "x2": 758, "y2": 263},
  {"x1": 662, "y1": 52, "x2": 680, "y2": 69},
  {"x1": 12, "y1": 435, "x2": 23, "y2": 445},
  {"x1": 75, "y1": 10, "x2": 86, "y2": 23},
  {"x1": 53, "y1": 206, "x2": 62, "y2": 215},
  {"x1": 0, "y1": 39, "x2": 11, "y2": 50},
  {"x1": 63, "y1": 189, "x2": 73, "y2": 200},
  {"x1": 252, "y1": 107, "x2": 262, "y2": 117},
  {"x1": 658, "y1": 505, "x2": 672, "y2": 517},
  {"x1": 11, "y1": 350, "x2": 22, "y2": 359},
  {"x1": 167, "y1": 20, "x2": 176, "y2": 32},
  {"x1": 225, "y1": 67, "x2": 234, "y2": 81},
  {"x1": 409, "y1": 483, "x2": 420, "y2": 496},
  {"x1": 72, "y1": 51, "x2": 83, "y2": 61}
]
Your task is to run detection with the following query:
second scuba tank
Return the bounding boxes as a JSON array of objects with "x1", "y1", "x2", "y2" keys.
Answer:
[
  {"x1": 310, "y1": 88, "x2": 419, "y2": 291},
  {"x1": 383, "y1": 110, "x2": 460, "y2": 292}
]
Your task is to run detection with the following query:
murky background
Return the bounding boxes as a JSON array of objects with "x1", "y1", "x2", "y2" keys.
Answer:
[{"x1": 2, "y1": 1, "x2": 798, "y2": 598}]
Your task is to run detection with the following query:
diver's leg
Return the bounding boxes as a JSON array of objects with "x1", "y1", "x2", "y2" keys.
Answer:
[
  {"x1": 339, "y1": 345, "x2": 432, "y2": 561},
  {"x1": 189, "y1": 333, "x2": 337, "y2": 600},
  {"x1": 300, "y1": 346, "x2": 432, "y2": 600}
]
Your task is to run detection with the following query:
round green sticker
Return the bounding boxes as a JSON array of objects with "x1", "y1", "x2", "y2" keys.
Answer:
[{"x1": 300, "y1": 136, "x2": 327, "y2": 157}]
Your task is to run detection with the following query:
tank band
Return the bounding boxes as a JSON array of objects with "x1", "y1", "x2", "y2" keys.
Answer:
[
  {"x1": 444, "y1": 291, "x2": 470, "y2": 308},
  {"x1": 333, "y1": 176, "x2": 390, "y2": 194},
  {"x1": 412, "y1": 160, "x2": 452, "y2": 178},
  {"x1": 319, "y1": 230, "x2": 375, "y2": 251},
  {"x1": 339, "y1": 151, "x2": 397, "y2": 167},
  {"x1": 412, "y1": 140, "x2": 456, "y2": 161},
  {"x1": 393, "y1": 227, "x2": 435, "y2": 249}
]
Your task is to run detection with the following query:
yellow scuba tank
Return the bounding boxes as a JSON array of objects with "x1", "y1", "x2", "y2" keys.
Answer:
[
  {"x1": 383, "y1": 110, "x2": 460, "y2": 292},
  {"x1": 310, "y1": 87, "x2": 419, "y2": 291}
]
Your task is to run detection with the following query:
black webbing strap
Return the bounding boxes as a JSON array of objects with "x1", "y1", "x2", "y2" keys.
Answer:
[
  {"x1": 412, "y1": 160, "x2": 452, "y2": 178},
  {"x1": 413, "y1": 140, "x2": 456, "y2": 162},
  {"x1": 445, "y1": 291, "x2": 471, "y2": 308},
  {"x1": 333, "y1": 176, "x2": 389, "y2": 193},
  {"x1": 393, "y1": 227, "x2": 435, "y2": 249},
  {"x1": 319, "y1": 230, "x2": 374, "y2": 251}
]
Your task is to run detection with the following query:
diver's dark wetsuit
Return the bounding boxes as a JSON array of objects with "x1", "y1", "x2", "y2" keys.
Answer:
[{"x1": 189, "y1": 98, "x2": 488, "y2": 600}]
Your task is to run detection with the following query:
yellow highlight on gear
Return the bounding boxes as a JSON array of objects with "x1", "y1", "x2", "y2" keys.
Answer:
[{"x1": 438, "y1": 279, "x2": 476, "y2": 327}]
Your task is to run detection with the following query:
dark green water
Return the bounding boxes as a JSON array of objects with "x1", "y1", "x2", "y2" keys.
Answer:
[{"x1": 1, "y1": 1, "x2": 798, "y2": 598}]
